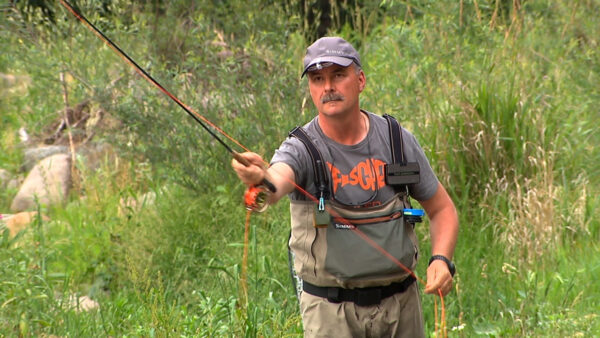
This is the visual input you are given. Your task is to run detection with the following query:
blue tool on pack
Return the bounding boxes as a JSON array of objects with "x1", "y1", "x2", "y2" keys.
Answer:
[{"x1": 403, "y1": 208, "x2": 424, "y2": 224}]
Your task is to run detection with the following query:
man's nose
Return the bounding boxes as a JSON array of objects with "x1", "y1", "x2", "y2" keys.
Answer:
[{"x1": 323, "y1": 76, "x2": 334, "y2": 91}]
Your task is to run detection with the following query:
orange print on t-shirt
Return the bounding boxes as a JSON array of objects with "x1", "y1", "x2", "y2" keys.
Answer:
[{"x1": 327, "y1": 159, "x2": 386, "y2": 194}]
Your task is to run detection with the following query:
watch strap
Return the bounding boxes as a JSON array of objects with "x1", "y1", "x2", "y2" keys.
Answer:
[{"x1": 428, "y1": 255, "x2": 455, "y2": 277}]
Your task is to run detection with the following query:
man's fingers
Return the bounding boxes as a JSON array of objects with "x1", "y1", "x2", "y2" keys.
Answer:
[
  {"x1": 425, "y1": 281, "x2": 451, "y2": 296},
  {"x1": 231, "y1": 152, "x2": 268, "y2": 187},
  {"x1": 425, "y1": 261, "x2": 453, "y2": 296},
  {"x1": 236, "y1": 152, "x2": 266, "y2": 168}
]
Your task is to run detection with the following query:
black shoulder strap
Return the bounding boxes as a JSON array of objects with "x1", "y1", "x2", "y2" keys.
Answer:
[
  {"x1": 383, "y1": 114, "x2": 420, "y2": 189},
  {"x1": 383, "y1": 114, "x2": 405, "y2": 165},
  {"x1": 289, "y1": 127, "x2": 330, "y2": 203}
]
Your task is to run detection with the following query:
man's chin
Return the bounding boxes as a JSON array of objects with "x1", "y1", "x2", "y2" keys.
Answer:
[
  {"x1": 319, "y1": 108, "x2": 345, "y2": 117},
  {"x1": 321, "y1": 102, "x2": 343, "y2": 112}
]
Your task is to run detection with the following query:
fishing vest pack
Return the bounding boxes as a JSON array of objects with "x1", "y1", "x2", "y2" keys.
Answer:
[{"x1": 287, "y1": 113, "x2": 424, "y2": 289}]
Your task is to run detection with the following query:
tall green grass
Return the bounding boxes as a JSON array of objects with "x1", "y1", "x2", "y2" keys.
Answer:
[{"x1": 1, "y1": 0, "x2": 599, "y2": 336}]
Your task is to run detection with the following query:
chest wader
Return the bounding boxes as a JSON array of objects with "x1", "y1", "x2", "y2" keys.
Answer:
[{"x1": 287, "y1": 114, "x2": 424, "y2": 306}]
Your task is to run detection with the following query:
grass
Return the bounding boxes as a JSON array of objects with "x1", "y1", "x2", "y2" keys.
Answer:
[{"x1": 1, "y1": 0, "x2": 599, "y2": 336}]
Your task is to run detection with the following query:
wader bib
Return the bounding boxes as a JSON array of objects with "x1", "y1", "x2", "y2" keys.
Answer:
[{"x1": 287, "y1": 114, "x2": 422, "y2": 293}]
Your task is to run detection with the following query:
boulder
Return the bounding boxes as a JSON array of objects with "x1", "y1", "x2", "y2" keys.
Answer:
[
  {"x1": 0, "y1": 168, "x2": 20, "y2": 190},
  {"x1": 76, "y1": 142, "x2": 115, "y2": 172},
  {"x1": 23, "y1": 145, "x2": 69, "y2": 172},
  {"x1": 7, "y1": 178, "x2": 20, "y2": 190},
  {"x1": 63, "y1": 294, "x2": 100, "y2": 312},
  {"x1": 22, "y1": 142, "x2": 116, "y2": 176},
  {"x1": 10, "y1": 154, "x2": 72, "y2": 212},
  {"x1": 0, "y1": 212, "x2": 49, "y2": 238}
]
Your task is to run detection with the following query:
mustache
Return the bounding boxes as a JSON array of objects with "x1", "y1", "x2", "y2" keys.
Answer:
[{"x1": 321, "y1": 93, "x2": 344, "y2": 104}]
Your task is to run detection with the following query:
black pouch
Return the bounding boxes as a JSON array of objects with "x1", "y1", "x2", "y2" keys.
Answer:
[{"x1": 385, "y1": 162, "x2": 420, "y2": 186}]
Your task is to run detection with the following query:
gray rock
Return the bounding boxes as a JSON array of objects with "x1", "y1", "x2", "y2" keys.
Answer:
[
  {"x1": 0, "y1": 168, "x2": 20, "y2": 190},
  {"x1": 10, "y1": 154, "x2": 72, "y2": 212},
  {"x1": 76, "y1": 142, "x2": 115, "y2": 172},
  {"x1": 7, "y1": 179, "x2": 19, "y2": 190},
  {"x1": 62, "y1": 294, "x2": 100, "y2": 312},
  {"x1": 23, "y1": 145, "x2": 69, "y2": 172}
]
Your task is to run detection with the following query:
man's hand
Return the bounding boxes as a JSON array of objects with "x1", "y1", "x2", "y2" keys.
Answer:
[
  {"x1": 231, "y1": 153, "x2": 295, "y2": 206},
  {"x1": 231, "y1": 152, "x2": 266, "y2": 187},
  {"x1": 424, "y1": 259, "x2": 453, "y2": 296}
]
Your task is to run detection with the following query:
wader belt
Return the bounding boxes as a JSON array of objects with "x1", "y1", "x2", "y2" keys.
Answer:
[{"x1": 302, "y1": 275, "x2": 416, "y2": 307}]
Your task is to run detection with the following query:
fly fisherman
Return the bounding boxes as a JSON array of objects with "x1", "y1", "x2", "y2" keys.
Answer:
[{"x1": 232, "y1": 37, "x2": 459, "y2": 337}]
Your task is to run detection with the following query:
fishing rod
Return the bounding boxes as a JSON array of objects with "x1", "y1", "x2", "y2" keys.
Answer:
[{"x1": 58, "y1": 0, "x2": 276, "y2": 208}]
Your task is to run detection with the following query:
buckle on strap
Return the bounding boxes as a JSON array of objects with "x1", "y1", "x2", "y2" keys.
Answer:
[
  {"x1": 326, "y1": 287, "x2": 341, "y2": 303},
  {"x1": 355, "y1": 288, "x2": 382, "y2": 307}
]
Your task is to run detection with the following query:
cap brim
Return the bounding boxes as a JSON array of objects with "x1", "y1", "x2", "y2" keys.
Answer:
[{"x1": 301, "y1": 56, "x2": 354, "y2": 77}]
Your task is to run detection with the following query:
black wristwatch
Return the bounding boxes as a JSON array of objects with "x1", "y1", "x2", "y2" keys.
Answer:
[{"x1": 428, "y1": 255, "x2": 456, "y2": 277}]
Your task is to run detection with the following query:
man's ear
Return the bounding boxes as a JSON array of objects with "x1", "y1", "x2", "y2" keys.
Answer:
[{"x1": 358, "y1": 70, "x2": 366, "y2": 92}]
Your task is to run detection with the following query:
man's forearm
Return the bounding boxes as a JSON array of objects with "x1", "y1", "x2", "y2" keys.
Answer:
[
  {"x1": 264, "y1": 162, "x2": 296, "y2": 205},
  {"x1": 429, "y1": 207, "x2": 459, "y2": 259},
  {"x1": 419, "y1": 183, "x2": 459, "y2": 259}
]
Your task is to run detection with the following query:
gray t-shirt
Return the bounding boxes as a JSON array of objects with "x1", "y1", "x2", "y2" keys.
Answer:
[{"x1": 271, "y1": 111, "x2": 439, "y2": 204}]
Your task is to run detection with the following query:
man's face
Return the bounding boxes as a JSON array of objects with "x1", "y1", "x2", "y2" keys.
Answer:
[{"x1": 307, "y1": 63, "x2": 365, "y2": 118}]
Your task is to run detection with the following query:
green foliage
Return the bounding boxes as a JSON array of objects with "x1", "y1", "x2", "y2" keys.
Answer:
[{"x1": 1, "y1": 0, "x2": 599, "y2": 336}]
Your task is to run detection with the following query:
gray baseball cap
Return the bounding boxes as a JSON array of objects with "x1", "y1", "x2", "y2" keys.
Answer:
[{"x1": 302, "y1": 37, "x2": 361, "y2": 77}]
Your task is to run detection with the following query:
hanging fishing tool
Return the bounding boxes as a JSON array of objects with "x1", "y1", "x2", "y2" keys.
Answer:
[{"x1": 58, "y1": 0, "x2": 276, "y2": 213}]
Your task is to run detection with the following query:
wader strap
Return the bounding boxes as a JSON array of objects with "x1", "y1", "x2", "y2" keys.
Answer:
[
  {"x1": 290, "y1": 114, "x2": 412, "y2": 199},
  {"x1": 383, "y1": 114, "x2": 405, "y2": 165},
  {"x1": 289, "y1": 126, "x2": 330, "y2": 201},
  {"x1": 302, "y1": 276, "x2": 416, "y2": 307}
]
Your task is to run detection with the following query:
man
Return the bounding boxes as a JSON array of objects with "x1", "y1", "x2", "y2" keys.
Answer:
[{"x1": 232, "y1": 36, "x2": 458, "y2": 337}]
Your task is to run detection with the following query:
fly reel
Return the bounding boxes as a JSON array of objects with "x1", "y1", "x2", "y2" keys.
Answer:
[{"x1": 244, "y1": 185, "x2": 271, "y2": 213}]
